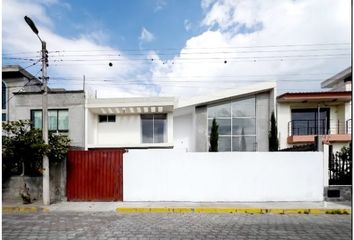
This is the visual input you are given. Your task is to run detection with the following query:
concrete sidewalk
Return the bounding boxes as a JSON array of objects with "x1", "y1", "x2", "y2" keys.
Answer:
[{"x1": 2, "y1": 201, "x2": 352, "y2": 214}]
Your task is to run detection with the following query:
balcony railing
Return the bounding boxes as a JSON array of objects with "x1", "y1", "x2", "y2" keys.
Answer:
[{"x1": 288, "y1": 119, "x2": 352, "y2": 136}]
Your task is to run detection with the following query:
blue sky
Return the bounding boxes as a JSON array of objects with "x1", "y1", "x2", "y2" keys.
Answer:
[
  {"x1": 2, "y1": 0, "x2": 351, "y2": 98},
  {"x1": 45, "y1": 0, "x2": 204, "y2": 55}
]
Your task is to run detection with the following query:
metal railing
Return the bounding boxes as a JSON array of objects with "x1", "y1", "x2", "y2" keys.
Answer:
[{"x1": 288, "y1": 119, "x2": 352, "y2": 136}]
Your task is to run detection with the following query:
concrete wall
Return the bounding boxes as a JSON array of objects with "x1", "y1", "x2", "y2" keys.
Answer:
[
  {"x1": 2, "y1": 77, "x2": 42, "y2": 122},
  {"x1": 2, "y1": 160, "x2": 66, "y2": 203},
  {"x1": 195, "y1": 106, "x2": 208, "y2": 152},
  {"x1": 124, "y1": 150, "x2": 324, "y2": 202},
  {"x1": 12, "y1": 92, "x2": 85, "y2": 148},
  {"x1": 256, "y1": 92, "x2": 270, "y2": 151}
]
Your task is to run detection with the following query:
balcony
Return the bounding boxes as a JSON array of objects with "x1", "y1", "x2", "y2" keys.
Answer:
[{"x1": 287, "y1": 119, "x2": 351, "y2": 144}]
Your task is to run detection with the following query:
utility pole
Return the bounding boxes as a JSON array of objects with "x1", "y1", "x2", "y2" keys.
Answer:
[
  {"x1": 25, "y1": 16, "x2": 50, "y2": 205},
  {"x1": 41, "y1": 41, "x2": 50, "y2": 205}
]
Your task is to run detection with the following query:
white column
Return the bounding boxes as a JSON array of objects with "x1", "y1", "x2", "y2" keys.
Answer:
[{"x1": 323, "y1": 144, "x2": 329, "y2": 187}]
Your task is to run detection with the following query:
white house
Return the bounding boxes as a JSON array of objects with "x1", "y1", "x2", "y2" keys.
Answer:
[
  {"x1": 277, "y1": 67, "x2": 352, "y2": 152},
  {"x1": 85, "y1": 97, "x2": 175, "y2": 149},
  {"x1": 84, "y1": 82, "x2": 276, "y2": 152}
]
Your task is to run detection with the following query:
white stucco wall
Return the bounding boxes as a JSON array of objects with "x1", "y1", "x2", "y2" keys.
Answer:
[
  {"x1": 173, "y1": 113, "x2": 194, "y2": 151},
  {"x1": 277, "y1": 103, "x2": 291, "y2": 149},
  {"x1": 97, "y1": 115, "x2": 141, "y2": 145},
  {"x1": 87, "y1": 112, "x2": 174, "y2": 147},
  {"x1": 124, "y1": 150, "x2": 323, "y2": 202}
]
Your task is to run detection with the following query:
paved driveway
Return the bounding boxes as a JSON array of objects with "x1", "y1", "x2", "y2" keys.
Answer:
[{"x1": 2, "y1": 212, "x2": 351, "y2": 240}]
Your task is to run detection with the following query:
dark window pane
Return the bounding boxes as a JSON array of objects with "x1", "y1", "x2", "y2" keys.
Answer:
[
  {"x1": 154, "y1": 114, "x2": 167, "y2": 119},
  {"x1": 142, "y1": 117, "x2": 153, "y2": 143},
  {"x1": 232, "y1": 118, "x2": 256, "y2": 135},
  {"x1": 99, "y1": 115, "x2": 107, "y2": 122},
  {"x1": 154, "y1": 118, "x2": 166, "y2": 143},
  {"x1": 2, "y1": 82, "x2": 6, "y2": 110},
  {"x1": 108, "y1": 115, "x2": 116, "y2": 122},
  {"x1": 232, "y1": 97, "x2": 255, "y2": 117},
  {"x1": 218, "y1": 136, "x2": 231, "y2": 152},
  {"x1": 232, "y1": 136, "x2": 256, "y2": 151},
  {"x1": 2, "y1": 113, "x2": 6, "y2": 121},
  {"x1": 291, "y1": 108, "x2": 329, "y2": 135},
  {"x1": 208, "y1": 102, "x2": 231, "y2": 118},
  {"x1": 58, "y1": 110, "x2": 69, "y2": 130},
  {"x1": 141, "y1": 114, "x2": 153, "y2": 119},
  {"x1": 208, "y1": 118, "x2": 231, "y2": 135}
]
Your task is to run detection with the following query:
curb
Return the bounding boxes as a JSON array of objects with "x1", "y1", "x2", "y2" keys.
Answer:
[
  {"x1": 2, "y1": 206, "x2": 49, "y2": 213},
  {"x1": 116, "y1": 207, "x2": 352, "y2": 215}
]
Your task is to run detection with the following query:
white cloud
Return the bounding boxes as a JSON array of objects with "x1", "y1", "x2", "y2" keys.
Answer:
[
  {"x1": 2, "y1": 0, "x2": 157, "y2": 98},
  {"x1": 184, "y1": 19, "x2": 192, "y2": 31},
  {"x1": 139, "y1": 27, "x2": 155, "y2": 43},
  {"x1": 154, "y1": 0, "x2": 167, "y2": 12},
  {"x1": 3, "y1": 0, "x2": 351, "y2": 99},
  {"x1": 149, "y1": 0, "x2": 351, "y2": 98}
]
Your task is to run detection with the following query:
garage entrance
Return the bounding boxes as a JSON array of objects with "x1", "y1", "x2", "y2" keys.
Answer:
[{"x1": 66, "y1": 150, "x2": 124, "y2": 201}]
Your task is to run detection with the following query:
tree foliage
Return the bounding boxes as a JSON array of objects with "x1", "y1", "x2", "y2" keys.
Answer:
[
  {"x1": 268, "y1": 111, "x2": 279, "y2": 151},
  {"x1": 209, "y1": 118, "x2": 219, "y2": 152},
  {"x1": 2, "y1": 120, "x2": 71, "y2": 180}
]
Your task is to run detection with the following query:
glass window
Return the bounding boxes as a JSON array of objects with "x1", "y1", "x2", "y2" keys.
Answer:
[
  {"x1": 58, "y1": 110, "x2": 69, "y2": 130},
  {"x1": 48, "y1": 110, "x2": 58, "y2": 131},
  {"x1": 208, "y1": 118, "x2": 231, "y2": 135},
  {"x1": 232, "y1": 118, "x2": 256, "y2": 135},
  {"x1": 218, "y1": 136, "x2": 231, "y2": 151},
  {"x1": 291, "y1": 108, "x2": 329, "y2": 135},
  {"x1": 141, "y1": 114, "x2": 167, "y2": 143},
  {"x1": 2, "y1": 113, "x2": 6, "y2": 121},
  {"x1": 2, "y1": 82, "x2": 6, "y2": 110},
  {"x1": 207, "y1": 96, "x2": 257, "y2": 152},
  {"x1": 99, "y1": 115, "x2": 116, "y2": 122},
  {"x1": 107, "y1": 115, "x2": 116, "y2": 122},
  {"x1": 232, "y1": 136, "x2": 256, "y2": 151},
  {"x1": 31, "y1": 110, "x2": 42, "y2": 129},
  {"x1": 142, "y1": 115, "x2": 153, "y2": 143},
  {"x1": 207, "y1": 102, "x2": 231, "y2": 118},
  {"x1": 232, "y1": 97, "x2": 255, "y2": 117},
  {"x1": 31, "y1": 109, "x2": 68, "y2": 132}
]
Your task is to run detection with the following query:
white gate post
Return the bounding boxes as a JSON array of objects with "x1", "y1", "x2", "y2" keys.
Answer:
[{"x1": 323, "y1": 144, "x2": 329, "y2": 187}]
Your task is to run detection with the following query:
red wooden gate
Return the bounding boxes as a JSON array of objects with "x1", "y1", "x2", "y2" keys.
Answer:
[{"x1": 66, "y1": 150, "x2": 124, "y2": 201}]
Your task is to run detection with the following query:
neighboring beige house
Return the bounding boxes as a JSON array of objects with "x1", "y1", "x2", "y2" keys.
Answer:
[
  {"x1": 277, "y1": 67, "x2": 352, "y2": 152},
  {"x1": 2, "y1": 65, "x2": 85, "y2": 148}
]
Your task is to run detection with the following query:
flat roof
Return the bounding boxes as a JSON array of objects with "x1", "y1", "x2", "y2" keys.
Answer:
[
  {"x1": 277, "y1": 91, "x2": 352, "y2": 103},
  {"x1": 2, "y1": 65, "x2": 40, "y2": 82},
  {"x1": 15, "y1": 90, "x2": 85, "y2": 95}
]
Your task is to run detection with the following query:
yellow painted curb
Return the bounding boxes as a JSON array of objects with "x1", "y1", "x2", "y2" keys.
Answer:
[
  {"x1": 3, "y1": 207, "x2": 38, "y2": 213},
  {"x1": 115, "y1": 207, "x2": 352, "y2": 215}
]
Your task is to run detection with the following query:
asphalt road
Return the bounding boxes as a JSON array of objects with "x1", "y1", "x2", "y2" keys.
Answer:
[{"x1": 2, "y1": 212, "x2": 351, "y2": 240}]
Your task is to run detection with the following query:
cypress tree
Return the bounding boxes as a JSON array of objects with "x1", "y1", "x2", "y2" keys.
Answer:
[
  {"x1": 209, "y1": 118, "x2": 219, "y2": 152},
  {"x1": 269, "y1": 111, "x2": 279, "y2": 151}
]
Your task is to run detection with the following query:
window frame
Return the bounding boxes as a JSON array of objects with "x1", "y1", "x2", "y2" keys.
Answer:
[
  {"x1": 98, "y1": 114, "x2": 116, "y2": 123},
  {"x1": 291, "y1": 108, "x2": 330, "y2": 135},
  {"x1": 207, "y1": 96, "x2": 257, "y2": 152},
  {"x1": 141, "y1": 114, "x2": 167, "y2": 144},
  {"x1": 30, "y1": 109, "x2": 69, "y2": 132}
]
